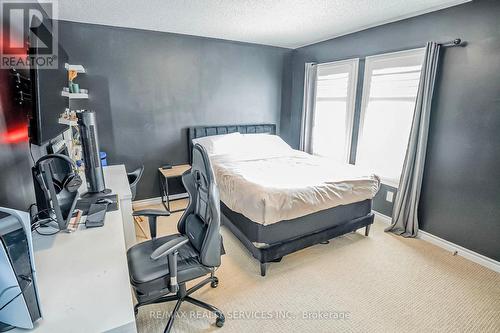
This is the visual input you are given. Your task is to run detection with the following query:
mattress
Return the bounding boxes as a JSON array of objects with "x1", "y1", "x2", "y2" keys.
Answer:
[{"x1": 210, "y1": 149, "x2": 380, "y2": 225}]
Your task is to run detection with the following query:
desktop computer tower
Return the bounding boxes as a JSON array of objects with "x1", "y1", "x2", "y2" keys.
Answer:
[{"x1": 0, "y1": 208, "x2": 42, "y2": 331}]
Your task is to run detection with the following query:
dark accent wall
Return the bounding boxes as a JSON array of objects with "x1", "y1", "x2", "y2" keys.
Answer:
[
  {"x1": 372, "y1": 184, "x2": 396, "y2": 217},
  {"x1": 281, "y1": 0, "x2": 500, "y2": 261},
  {"x1": 55, "y1": 21, "x2": 291, "y2": 200}
]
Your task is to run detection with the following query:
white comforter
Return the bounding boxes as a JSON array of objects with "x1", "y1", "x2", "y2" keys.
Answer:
[{"x1": 210, "y1": 149, "x2": 380, "y2": 225}]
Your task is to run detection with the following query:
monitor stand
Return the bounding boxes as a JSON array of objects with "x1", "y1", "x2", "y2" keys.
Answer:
[{"x1": 80, "y1": 188, "x2": 112, "y2": 199}]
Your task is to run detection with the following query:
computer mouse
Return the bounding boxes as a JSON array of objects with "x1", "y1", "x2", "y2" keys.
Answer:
[{"x1": 96, "y1": 198, "x2": 113, "y2": 205}]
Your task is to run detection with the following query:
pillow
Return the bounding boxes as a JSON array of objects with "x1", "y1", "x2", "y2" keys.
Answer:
[
  {"x1": 192, "y1": 132, "x2": 242, "y2": 155},
  {"x1": 239, "y1": 134, "x2": 292, "y2": 154}
]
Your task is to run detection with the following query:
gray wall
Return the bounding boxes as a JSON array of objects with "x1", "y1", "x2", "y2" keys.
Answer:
[
  {"x1": 56, "y1": 21, "x2": 291, "y2": 200},
  {"x1": 282, "y1": 0, "x2": 500, "y2": 261}
]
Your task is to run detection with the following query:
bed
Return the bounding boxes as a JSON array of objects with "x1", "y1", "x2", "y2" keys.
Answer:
[{"x1": 188, "y1": 124, "x2": 380, "y2": 276}]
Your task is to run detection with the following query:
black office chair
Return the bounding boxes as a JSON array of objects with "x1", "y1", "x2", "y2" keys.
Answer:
[
  {"x1": 127, "y1": 144, "x2": 225, "y2": 332},
  {"x1": 127, "y1": 166, "x2": 144, "y2": 201},
  {"x1": 127, "y1": 166, "x2": 149, "y2": 237}
]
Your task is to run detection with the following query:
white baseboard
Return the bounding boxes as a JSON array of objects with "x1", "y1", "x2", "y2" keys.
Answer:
[
  {"x1": 417, "y1": 230, "x2": 500, "y2": 273},
  {"x1": 132, "y1": 197, "x2": 162, "y2": 207},
  {"x1": 373, "y1": 211, "x2": 392, "y2": 224},
  {"x1": 170, "y1": 193, "x2": 189, "y2": 200},
  {"x1": 372, "y1": 210, "x2": 500, "y2": 273}
]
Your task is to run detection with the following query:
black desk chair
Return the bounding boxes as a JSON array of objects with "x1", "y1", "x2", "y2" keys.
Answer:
[
  {"x1": 127, "y1": 166, "x2": 144, "y2": 201},
  {"x1": 127, "y1": 144, "x2": 224, "y2": 332},
  {"x1": 127, "y1": 166, "x2": 149, "y2": 237}
]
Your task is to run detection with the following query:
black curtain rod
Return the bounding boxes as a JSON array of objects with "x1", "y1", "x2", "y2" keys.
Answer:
[
  {"x1": 310, "y1": 38, "x2": 466, "y2": 67},
  {"x1": 439, "y1": 38, "x2": 466, "y2": 47}
]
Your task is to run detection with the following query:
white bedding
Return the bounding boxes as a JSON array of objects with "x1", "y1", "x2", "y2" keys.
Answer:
[{"x1": 196, "y1": 133, "x2": 381, "y2": 225}]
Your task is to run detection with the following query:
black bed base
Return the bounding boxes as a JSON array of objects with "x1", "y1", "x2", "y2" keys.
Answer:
[{"x1": 221, "y1": 211, "x2": 374, "y2": 276}]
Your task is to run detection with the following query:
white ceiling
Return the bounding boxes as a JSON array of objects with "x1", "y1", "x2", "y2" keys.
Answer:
[{"x1": 56, "y1": 0, "x2": 470, "y2": 49}]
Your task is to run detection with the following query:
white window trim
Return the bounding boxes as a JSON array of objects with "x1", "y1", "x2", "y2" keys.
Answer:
[
  {"x1": 357, "y1": 48, "x2": 425, "y2": 186},
  {"x1": 311, "y1": 58, "x2": 359, "y2": 163}
]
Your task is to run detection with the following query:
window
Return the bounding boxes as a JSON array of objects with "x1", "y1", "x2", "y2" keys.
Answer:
[
  {"x1": 311, "y1": 59, "x2": 358, "y2": 162},
  {"x1": 356, "y1": 49, "x2": 425, "y2": 186}
]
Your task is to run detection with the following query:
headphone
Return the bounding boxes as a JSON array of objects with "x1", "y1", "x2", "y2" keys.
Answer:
[{"x1": 34, "y1": 154, "x2": 83, "y2": 193}]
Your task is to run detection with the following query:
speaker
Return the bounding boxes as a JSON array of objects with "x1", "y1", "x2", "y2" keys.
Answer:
[{"x1": 77, "y1": 110, "x2": 108, "y2": 195}]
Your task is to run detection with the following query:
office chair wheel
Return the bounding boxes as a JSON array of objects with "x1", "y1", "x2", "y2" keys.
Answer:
[
  {"x1": 211, "y1": 277, "x2": 219, "y2": 288},
  {"x1": 216, "y1": 317, "x2": 225, "y2": 327}
]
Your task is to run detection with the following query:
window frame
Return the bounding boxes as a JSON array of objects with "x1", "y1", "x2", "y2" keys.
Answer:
[
  {"x1": 311, "y1": 58, "x2": 359, "y2": 163},
  {"x1": 357, "y1": 48, "x2": 425, "y2": 187}
]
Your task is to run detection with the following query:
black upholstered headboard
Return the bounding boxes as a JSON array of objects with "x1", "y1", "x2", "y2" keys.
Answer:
[{"x1": 187, "y1": 124, "x2": 276, "y2": 163}]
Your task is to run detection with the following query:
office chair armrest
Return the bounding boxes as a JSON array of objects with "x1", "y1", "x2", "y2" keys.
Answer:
[
  {"x1": 150, "y1": 236, "x2": 189, "y2": 260},
  {"x1": 133, "y1": 209, "x2": 170, "y2": 239}
]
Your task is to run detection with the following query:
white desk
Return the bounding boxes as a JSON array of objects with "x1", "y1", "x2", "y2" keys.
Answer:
[
  {"x1": 101, "y1": 165, "x2": 136, "y2": 249},
  {"x1": 14, "y1": 165, "x2": 137, "y2": 333}
]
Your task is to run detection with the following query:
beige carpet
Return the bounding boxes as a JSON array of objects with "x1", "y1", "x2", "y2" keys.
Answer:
[{"x1": 133, "y1": 200, "x2": 500, "y2": 333}]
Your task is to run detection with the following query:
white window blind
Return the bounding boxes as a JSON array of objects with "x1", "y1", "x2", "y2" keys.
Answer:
[
  {"x1": 311, "y1": 59, "x2": 358, "y2": 162},
  {"x1": 356, "y1": 48, "x2": 425, "y2": 186}
]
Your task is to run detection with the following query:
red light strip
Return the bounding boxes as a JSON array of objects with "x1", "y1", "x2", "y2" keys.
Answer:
[{"x1": 0, "y1": 125, "x2": 29, "y2": 144}]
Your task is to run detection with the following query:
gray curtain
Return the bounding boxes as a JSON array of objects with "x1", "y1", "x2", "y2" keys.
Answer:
[
  {"x1": 386, "y1": 42, "x2": 441, "y2": 237},
  {"x1": 299, "y1": 62, "x2": 317, "y2": 153}
]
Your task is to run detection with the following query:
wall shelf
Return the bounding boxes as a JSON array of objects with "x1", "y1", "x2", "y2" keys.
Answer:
[
  {"x1": 58, "y1": 117, "x2": 78, "y2": 126},
  {"x1": 61, "y1": 90, "x2": 89, "y2": 99},
  {"x1": 65, "y1": 63, "x2": 86, "y2": 73}
]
